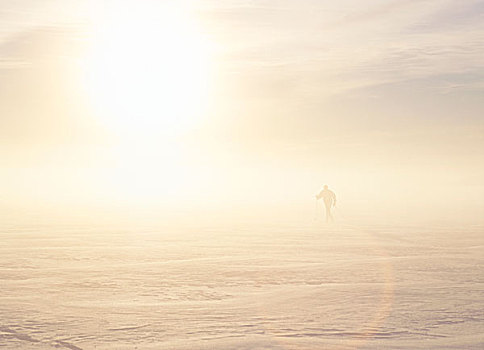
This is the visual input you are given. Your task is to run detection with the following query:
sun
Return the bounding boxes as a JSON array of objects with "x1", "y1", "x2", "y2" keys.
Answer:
[
  {"x1": 77, "y1": 1, "x2": 213, "y2": 202},
  {"x1": 82, "y1": 1, "x2": 212, "y2": 138}
]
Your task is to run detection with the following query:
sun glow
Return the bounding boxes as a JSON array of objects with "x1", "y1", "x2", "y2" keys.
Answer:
[
  {"x1": 82, "y1": 1, "x2": 212, "y2": 137},
  {"x1": 78, "y1": 1, "x2": 213, "y2": 201}
]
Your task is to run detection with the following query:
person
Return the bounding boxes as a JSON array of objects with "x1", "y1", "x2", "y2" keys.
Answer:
[{"x1": 316, "y1": 185, "x2": 336, "y2": 222}]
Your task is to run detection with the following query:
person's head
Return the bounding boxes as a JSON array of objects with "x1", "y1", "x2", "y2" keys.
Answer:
[{"x1": 323, "y1": 185, "x2": 328, "y2": 190}]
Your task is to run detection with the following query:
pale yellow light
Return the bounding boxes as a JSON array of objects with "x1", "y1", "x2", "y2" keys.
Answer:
[
  {"x1": 82, "y1": 1, "x2": 212, "y2": 138},
  {"x1": 77, "y1": 1, "x2": 213, "y2": 202}
]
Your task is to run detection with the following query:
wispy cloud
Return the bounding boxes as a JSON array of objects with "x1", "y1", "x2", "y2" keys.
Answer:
[
  {"x1": 199, "y1": 0, "x2": 484, "y2": 97},
  {"x1": 0, "y1": 0, "x2": 88, "y2": 68}
]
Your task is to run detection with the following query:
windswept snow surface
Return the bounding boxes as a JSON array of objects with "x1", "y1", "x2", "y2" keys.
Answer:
[{"x1": 1, "y1": 222, "x2": 483, "y2": 349}]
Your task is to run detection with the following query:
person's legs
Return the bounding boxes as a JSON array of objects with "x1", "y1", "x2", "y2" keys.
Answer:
[{"x1": 324, "y1": 201, "x2": 333, "y2": 222}]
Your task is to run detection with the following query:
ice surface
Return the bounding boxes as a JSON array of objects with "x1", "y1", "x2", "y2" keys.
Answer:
[{"x1": 0, "y1": 222, "x2": 483, "y2": 349}]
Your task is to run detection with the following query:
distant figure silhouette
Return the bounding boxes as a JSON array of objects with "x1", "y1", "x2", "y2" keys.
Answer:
[{"x1": 316, "y1": 185, "x2": 336, "y2": 222}]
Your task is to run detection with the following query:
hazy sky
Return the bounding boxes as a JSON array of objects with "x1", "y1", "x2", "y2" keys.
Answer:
[{"x1": 1, "y1": 0, "x2": 483, "y2": 223}]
